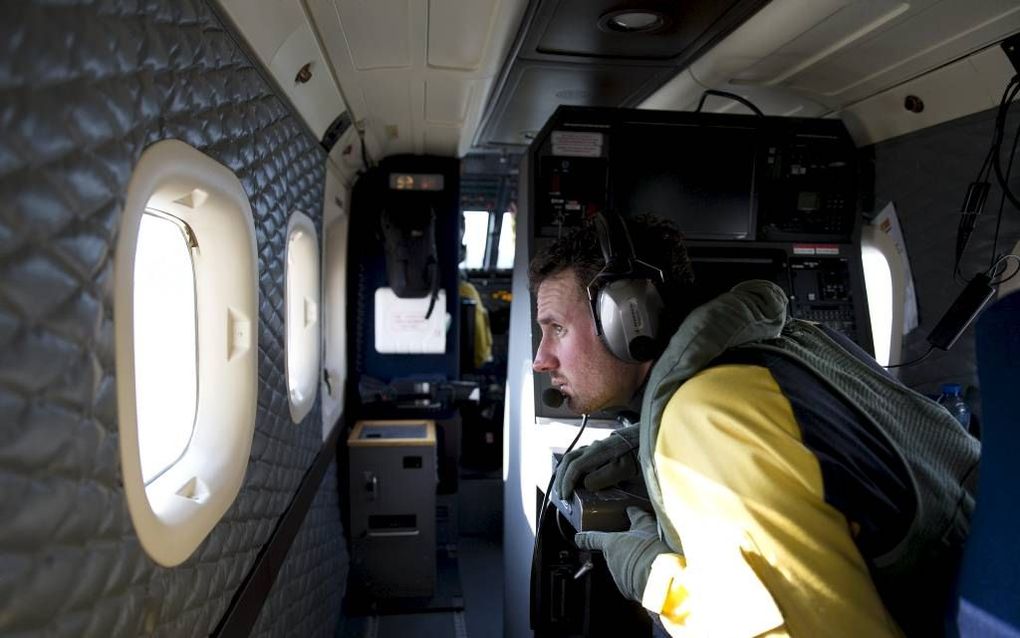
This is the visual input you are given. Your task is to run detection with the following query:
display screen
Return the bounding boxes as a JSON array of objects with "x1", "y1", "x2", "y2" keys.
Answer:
[
  {"x1": 389, "y1": 173, "x2": 445, "y2": 191},
  {"x1": 797, "y1": 191, "x2": 821, "y2": 211},
  {"x1": 612, "y1": 123, "x2": 757, "y2": 240},
  {"x1": 686, "y1": 247, "x2": 790, "y2": 306}
]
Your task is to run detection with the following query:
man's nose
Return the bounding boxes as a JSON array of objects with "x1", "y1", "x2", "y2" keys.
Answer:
[{"x1": 533, "y1": 339, "x2": 557, "y2": 373}]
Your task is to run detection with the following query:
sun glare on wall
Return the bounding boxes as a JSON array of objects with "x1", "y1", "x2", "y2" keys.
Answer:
[
  {"x1": 862, "y1": 243, "x2": 893, "y2": 367},
  {"x1": 116, "y1": 139, "x2": 258, "y2": 567}
]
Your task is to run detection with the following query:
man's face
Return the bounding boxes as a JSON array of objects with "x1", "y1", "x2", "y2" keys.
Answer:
[{"x1": 533, "y1": 269, "x2": 648, "y2": 414}]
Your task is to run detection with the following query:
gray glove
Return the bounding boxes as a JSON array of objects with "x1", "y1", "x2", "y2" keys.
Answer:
[
  {"x1": 574, "y1": 507, "x2": 671, "y2": 602},
  {"x1": 553, "y1": 424, "x2": 640, "y2": 500}
]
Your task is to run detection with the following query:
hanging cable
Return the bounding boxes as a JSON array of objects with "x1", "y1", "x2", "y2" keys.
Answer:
[
  {"x1": 989, "y1": 253, "x2": 1020, "y2": 286},
  {"x1": 885, "y1": 345, "x2": 935, "y2": 369},
  {"x1": 989, "y1": 118, "x2": 1020, "y2": 270},
  {"x1": 529, "y1": 413, "x2": 590, "y2": 629},
  {"x1": 990, "y1": 75, "x2": 1020, "y2": 211},
  {"x1": 954, "y1": 145, "x2": 995, "y2": 285},
  {"x1": 954, "y1": 74, "x2": 1020, "y2": 285},
  {"x1": 695, "y1": 89, "x2": 765, "y2": 117}
]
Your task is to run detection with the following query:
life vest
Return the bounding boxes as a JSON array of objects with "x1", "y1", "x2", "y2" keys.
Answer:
[{"x1": 639, "y1": 280, "x2": 979, "y2": 633}]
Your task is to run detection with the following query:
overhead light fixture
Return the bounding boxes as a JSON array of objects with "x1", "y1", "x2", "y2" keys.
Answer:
[{"x1": 598, "y1": 9, "x2": 668, "y2": 33}]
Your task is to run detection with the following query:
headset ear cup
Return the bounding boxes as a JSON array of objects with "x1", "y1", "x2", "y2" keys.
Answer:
[
  {"x1": 597, "y1": 279, "x2": 664, "y2": 363},
  {"x1": 590, "y1": 211, "x2": 667, "y2": 362}
]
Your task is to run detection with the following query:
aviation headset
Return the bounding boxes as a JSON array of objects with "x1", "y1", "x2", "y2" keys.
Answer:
[{"x1": 586, "y1": 212, "x2": 666, "y2": 363}]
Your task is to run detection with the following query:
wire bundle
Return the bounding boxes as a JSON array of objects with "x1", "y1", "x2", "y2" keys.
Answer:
[{"x1": 955, "y1": 74, "x2": 1020, "y2": 287}]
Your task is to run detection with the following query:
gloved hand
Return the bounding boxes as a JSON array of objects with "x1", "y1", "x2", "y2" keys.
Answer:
[
  {"x1": 574, "y1": 507, "x2": 672, "y2": 603},
  {"x1": 553, "y1": 424, "x2": 640, "y2": 500}
]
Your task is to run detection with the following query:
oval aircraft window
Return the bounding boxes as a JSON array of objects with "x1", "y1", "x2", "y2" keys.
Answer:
[
  {"x1": 286, "y1": 211, "x2": 320, "y2": 423},
  {"x1": 115, "y1": 140, "x2": 258, "y2": 567}
]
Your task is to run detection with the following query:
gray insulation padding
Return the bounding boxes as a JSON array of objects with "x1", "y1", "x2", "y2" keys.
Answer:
[
  {"x1": 251, "y1": 462, "x2": 347, "y2": 638},
  {"x1": 0, "y1": 1, "x2": 347, "y2": 636},
  {"x1": 871, "y1": 107, "x2": 1020, "y2": 397}
]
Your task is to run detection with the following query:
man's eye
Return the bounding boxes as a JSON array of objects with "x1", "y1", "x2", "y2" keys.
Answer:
[{"x1": 553, "y1": 325, "x2": 565, "y2": 336}]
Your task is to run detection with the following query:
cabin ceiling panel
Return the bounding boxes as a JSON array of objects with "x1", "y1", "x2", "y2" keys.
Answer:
[
  {"x1": 426, "y1": 76, "x2": 473, "y2": 124},
  {"x1": 305, "y1": 0, "x2": 371, "y2": 116},
  {"x1": 362, "y1": 78, "x2": 416, "y2": 155},
  {"x1": 642, "y1": 0, "x2": 1020, "y2": 127},
  {"x1": 473, "y1": 0, "x2": 771, "y2": 148},
  {"x1": 304, "y1": 0, "x2": 528, "y2": 158},
  {"x1": 217, "y1": 0, "x2": 348, "y2": 140},
  {"x1": 532, "y1": 0, "x2": 750, "y2": 60},
  {"x1": 482, "y1": 61, "x2": 666, "y2": 145},
  {"x1": 778, "y1": 0, "x2": 1020, "y2": 102},
  {"x1": 841, "y1": 44, "x2": 1018, "y2": 145},
  {"x1": 334, "y1": 0, "x2": 414, "y2": 70},
  {"x1": 427, "y1": 0, "x2": 500, "y2": 70},
  {"x1": 728, "y1": 0, "x2": 910, "y2": 89},
  {"x1": 424, "y1": 125, "x2": 462, "y2": 157},
  {"x1": 644, "y1": 0, "x2": 858, "y2": 111},
  {"x1": 217, "y1": 0, "x2": 305, "y2": 60},
  {"x1": 268, "y1": 21, "x2": 348, "y2": 138}
]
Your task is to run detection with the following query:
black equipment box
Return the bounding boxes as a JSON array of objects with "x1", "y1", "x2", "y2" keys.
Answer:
[{"x1": 526, "y1": 106, "x2": 874, "y2": 419}]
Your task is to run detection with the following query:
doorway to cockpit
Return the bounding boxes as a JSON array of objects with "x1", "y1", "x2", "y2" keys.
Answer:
[{"x1": 336, "y1": 152, "x2": 519, "y2": 638}]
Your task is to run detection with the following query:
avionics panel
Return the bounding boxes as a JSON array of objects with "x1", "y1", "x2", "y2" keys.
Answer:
[
  {"x1": 684, "y1": 243, "x2": 868, "y2": 343},
  {"x1": 531, "y1": 106, "x2": 860, "y2": 243},
  {"x1": 757, "y1": 134, "x2": 858, "y2": 240},
  {"x1": 527, "y1": 106, "x2": 872, "y2": 419},
  {"x1": 614, "y1": 122, "x2": 758, "y2": 240}
]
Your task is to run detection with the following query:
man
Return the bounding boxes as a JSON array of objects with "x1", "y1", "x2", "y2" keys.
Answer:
[
  {"x1": 458, "y1": 278, "x2": 493, "y2": 369},
  {"x1": 530, "y1": 214, "x2": 979, "y2": 637}
]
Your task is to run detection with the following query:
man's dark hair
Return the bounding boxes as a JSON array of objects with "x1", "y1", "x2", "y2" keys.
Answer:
[{"x1": 528, "y1": 213, "x2": 696, "y2": 336}]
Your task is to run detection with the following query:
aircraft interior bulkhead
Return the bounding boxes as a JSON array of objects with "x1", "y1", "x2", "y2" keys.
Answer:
[{"x1": 2, "y1": 1, "x2": 1019, "y2": 637}]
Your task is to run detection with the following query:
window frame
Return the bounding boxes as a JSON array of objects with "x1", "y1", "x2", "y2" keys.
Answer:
[
  {"x1": 115, "y1": 139, "x2": 259, "y2": 567},
  {"x1": 285, "y1": 210, "x2": 321, "y2": 424}
]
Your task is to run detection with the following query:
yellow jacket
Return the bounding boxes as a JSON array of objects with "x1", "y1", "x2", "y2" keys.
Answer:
[
  {"x1": 458, "y1": 280, "x2": 493, "y2": 369},
  {"x1": 641, "y1": 362, "x2": 905, "y2": 637}
]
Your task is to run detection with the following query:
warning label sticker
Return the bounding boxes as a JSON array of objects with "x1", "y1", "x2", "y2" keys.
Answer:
[
  {"x1": 793, "y1": 244, "x2": 841, "y2": 256},
  {"x1": 551, "y1": 131, "x2": 604, "y2": 158}
]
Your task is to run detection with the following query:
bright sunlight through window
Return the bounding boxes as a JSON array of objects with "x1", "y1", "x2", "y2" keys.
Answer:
[
  {"x1": 862, "y1": 244, "x2": 894, "y2": 367},
  {"x1": 461, "y1": 210, "x2": 488, "y2": 269},
  {"x1": 496, "y1": 211, "x2": 515, "y2": 270},
  {"x1": 134, "y1": 211, "x2": 198, "y2": 484}
]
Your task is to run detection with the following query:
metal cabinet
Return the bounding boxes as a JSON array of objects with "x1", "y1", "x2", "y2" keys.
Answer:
[{"x1": 348, "y1": 420, "x2": 437, "y2": 598}]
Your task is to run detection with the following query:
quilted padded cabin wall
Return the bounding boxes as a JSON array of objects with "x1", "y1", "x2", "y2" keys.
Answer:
[
  {"x1": 0, "y1": 2, "x2": 347, "y2": 636},
  {"x1": 870, "y1": 106, "x2": 1020, "y2": 399}
]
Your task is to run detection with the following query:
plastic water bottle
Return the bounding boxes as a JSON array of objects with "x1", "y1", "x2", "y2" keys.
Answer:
[{"x1": 937, "y1": 383, "x2": 971, "y2": 430}]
